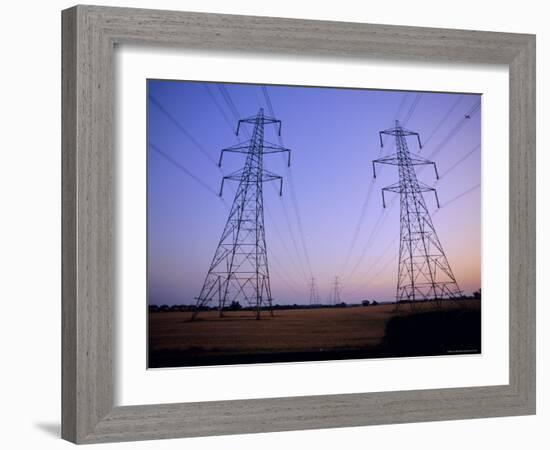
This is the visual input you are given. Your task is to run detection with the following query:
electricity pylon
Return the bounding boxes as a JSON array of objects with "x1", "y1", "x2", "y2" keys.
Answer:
[
  {"x1": 309, "y1": 277, "x2": 320, "y2": 305},
  {"x1": 329, "y1": 276, "x2": 342, "y2": 305},
  {"x1": 192, "y1": 108, "x2": 291, "y2": 320},
  {"x1": 372, "y1": 120, "x2": 462, "y2": 309}
]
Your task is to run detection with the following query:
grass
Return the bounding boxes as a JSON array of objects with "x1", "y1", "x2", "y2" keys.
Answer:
[{"x1": 148, "y1": 299, "x2": 481, "y2": 368}]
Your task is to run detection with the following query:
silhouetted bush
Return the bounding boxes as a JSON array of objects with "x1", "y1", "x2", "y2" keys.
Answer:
[
  {"x1": 227, "y1": 301, "x2": 242, "y2": 311},
  {"x1": 382, "y1": 309, "x2": 481, "y2": 356}
]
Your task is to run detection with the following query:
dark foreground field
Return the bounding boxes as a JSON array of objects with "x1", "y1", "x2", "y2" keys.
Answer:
[{"x1": 148, "y1": 300, "x2": 481, "y2": 368}]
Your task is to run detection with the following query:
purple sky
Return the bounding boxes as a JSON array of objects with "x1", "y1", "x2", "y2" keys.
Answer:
[{"x1": 147, "y1": 80, "x2": 481, "y2": 306}]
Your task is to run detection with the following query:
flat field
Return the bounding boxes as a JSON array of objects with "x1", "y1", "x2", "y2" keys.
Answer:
[{"x1": 148, "y1": 300, "x2": 481, "y2": 368}]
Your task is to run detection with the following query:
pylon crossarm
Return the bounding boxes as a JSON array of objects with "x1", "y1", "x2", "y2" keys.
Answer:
[
  {"x1": 261, "y1": 170, "x2": 283, "y2": 195},
  {"x1": 373, "y1": 154, "x2": 400, "y2": 165},
  {"x1": 223, "y1": 168, "x2": 246, "y2": 180},
  {"x1": 416, "y1": 181, "x2": 435, "y2": 191},
  {"x1": 434, "y1": 190, "x2": 440, "y2": 208},
  {"x1": 255, "y1": 116, "x2": 282, "y2": 135},
  {"x1": 262, "y1": 142, "x2": 292, "y2": 166},
  {"x1": 381, "y1": 124, "x2": 419, "y2": 136},
  {"x1": 218, "y1": 145, "x2": 251, "y2": 166},
  {"x1": 373, "y1": 155, "x2": 399, "y2": 178},
  {"x1": 261, "y1": 169, "x2": 282, "y2": 181},
  {"x1": 382, "y1": 182, "x2": 401, "y2": 193},
  {"x1": 237, "y1": 116, "x2": 281, "y2": 136},
  {"x1": 271, "y1": 118, "x2": 282, "y2": 136},
  {"x1": 263, "y1": 147, "x2": 291, "y2": 167},
  {"x1": 414, "y1": 182, "x2": 440, "y2": 207},
  {"x1": 381, "y1": 127, "x2": 422, "y2": 149},
  {"x1": 263, "y1": 140, "x2": 288, "y2": 150},
  {"x1": 195, "y1": 108, "x2": 286, "y2": 320},
  {"x1": 381, "y1": 187, "x2": 394, "y2": 208},
  {"x1": 413, "y1": 132, "x2": 423, "y2": 150},
  {"x1": 433, "y1": 162, "x2": 439, "y2": 179},
  {"x1": 223, "y1": 141, "x2": 254, "y2": 151},
  {"x1": 408, "y1": 155, "x2": 434, "y2": 165},
  {"x1": 263, "y1": 149, "x2": 290, "y2": 167},
  {"x1": 372, "y1": 121, "x2": 462, "y2": 308},
  {"x1": 379, "y1": 131, "x2": 385, "y2": 148},
  {"x1": 219, "y1": 171, "x2": 246, "y2": 196},
  {"x1": 407, "y1": 158, "x2": 438, "y2": 179},
  {"x1": 239, "y1": 113, "x2": 279, "y2": 124}
]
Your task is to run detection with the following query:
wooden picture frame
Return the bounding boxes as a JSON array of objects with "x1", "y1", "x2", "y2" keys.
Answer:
[{"x1": 61, "y1": 5, "x2": 536, "y2": 444}]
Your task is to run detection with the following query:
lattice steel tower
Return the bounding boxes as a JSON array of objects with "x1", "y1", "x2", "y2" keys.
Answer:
[
  {"x1": 192, "y1": 108, "x2": 291, "y2": 320},
  {"x1": 309, "y1": 277, "x2": 320, "y2": 305},
  {"x1": 372, "y1": 120, "x2": 462, "y2": 309},
  {"x1": 329, "y1": 276, "x2": 342, "y2": 305}
]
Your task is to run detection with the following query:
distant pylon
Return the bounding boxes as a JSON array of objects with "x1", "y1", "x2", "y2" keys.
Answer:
[
  {"x1": 372, "y1": 120, "x2": 462, "y2": 309},
  {"x1": 329, "y1": 276, "x2": 342, "y2": 305},
  {"x1": 309, "y1": 277, "x2": 320, "y2": 305},
  {"x1": 192, "y1": 108, "x2": 291, "y2": 320}
]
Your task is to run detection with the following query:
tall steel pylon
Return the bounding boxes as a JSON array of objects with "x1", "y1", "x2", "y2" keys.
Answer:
[
  {"x1": 309, "y1": 277, "x2": 320, "y2": 305},
  {"x1": 329, "y1": 276, "x2": 342, "y2": 305},
  {"x1": 372, "y1": 120, "x2": 462, "y2": 309},
  {"x1": 192, "y1": 108, "x2": 291, "y2": 320}
]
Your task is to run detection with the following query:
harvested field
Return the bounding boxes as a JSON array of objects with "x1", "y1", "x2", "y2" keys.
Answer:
[{"x1": 148, "y1": 300, "x2": 481, "y2": 368}]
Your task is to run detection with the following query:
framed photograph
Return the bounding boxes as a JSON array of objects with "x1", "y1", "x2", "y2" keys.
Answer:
[
  {"x1": 62, "y1": 5, "x2": 535, "y2": 444},
  {"x1": 146, "y1": 80, "x2": 482, "y2": 369}
]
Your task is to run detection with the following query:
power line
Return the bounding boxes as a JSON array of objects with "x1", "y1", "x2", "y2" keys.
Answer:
[
  {"x1": 203, "y1": 84, "x2": 236, "y2": 134},
  {"x1": 402, "y1": 93, "x2": 423, "y2": 127},
  {"x1": 309, "y1": 277, "x2": 320, "y2": 305},
  {"x1": 268, "y1": 264, "x2": 303, "y2": 299},
  {"x1": 343, "y1": 194, "x2": 398, "y2": 281},
  {"x1": 148, "y1": 141, "x2": 227, "y2": 203},
  {"x1": 367, "y1": 254, "x2": 397, "y2": 287},
  {"x1": 261, "y1": 86, "x2": 276, "y2": 119},
  {"x1": 394, "y1": 93, "x2": 410, "y2": 121},
  {"x1": 213, "y1": 84, "x2": 310, "y2": 280},
  {"x1": 328, "y1": 276, "x2": 343, "y2": 305},
  {"x1": 342, "y1": 92, "x2": 423, "y2": 276},
  {"x1": 423, "y1": 100, "x2": 481, "y2": 162},
  {"x1": 437, "y1": 143, "x2": 481, "y2": 180},
  {"x1": 340, "y1": 178, "x2": 376, "y2": 273},
  {"x1": 382, "y1": 93, "x2": 410, "y2": 148},
  {"x1": 272, "y1": 192, "x2": 310, "y2": 280},
  {"x1": 217, "y1": 84, "x2": 242, "y2": 123},
  {"x1": 347, "y1": 190, "x2": 490, "y2": 296},
  {"x1": 267, "y1": 248, "x2": 307, "y2": 294},
  {"x1": 203, "y1": 84, "x2": 307, "y2": 290},
  {"x1": 148, "y1": 94, "x2": 219, "y2": 167},
  {"x1": 265, "y1": 206, "x2": 310, "y2": 281},
  {"x1": 262, "y1": 86, "x2": 314, "y2": 278},
  {"x1": 345, "y1": 236, "x2": 399, "y2": 298},
  {"x1": 348, "y1": 97, "x2": 477, "y2": 298},
  {"x1": 150, "y1": 89, "x2": 241, "y2": 204},
  {"x1": 422, "y1": 95, "x2": 464, "y2": 148},
  {"x1": 192, "y1": 108, "x2": 286, "y2": 320},
  {"x1": 373, "y1": 120, "x2": 463, "y2": 308},
  {"x1": 436, "y1": 183, "x2": 480, "y2": 210},
  {"x1": 360, "y1": 236, "x2": 398, "y2": 282},
  {"x1": 354, "y1": 178, "x2": 476, "y2": 298}
]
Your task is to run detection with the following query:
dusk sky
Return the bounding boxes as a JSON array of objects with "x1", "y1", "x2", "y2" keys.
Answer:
[{"x1": 147, "y1": 80, "x2": 481, "y2": 306}]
